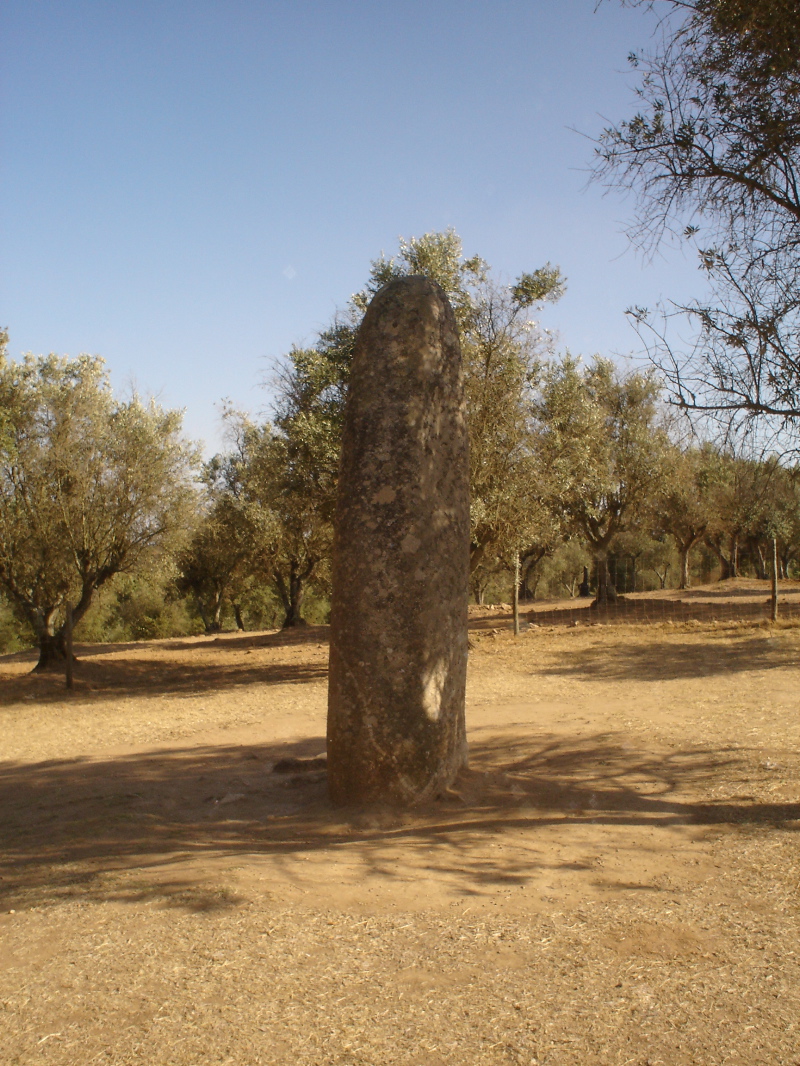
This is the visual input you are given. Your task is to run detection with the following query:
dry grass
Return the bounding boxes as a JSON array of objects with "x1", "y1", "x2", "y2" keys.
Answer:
[{"x1": 1, "y1": 595, "x2": 799, "y2": 1065}]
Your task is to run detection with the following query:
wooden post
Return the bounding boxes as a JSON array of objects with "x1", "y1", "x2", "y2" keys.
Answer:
[
  {"x1": 771, "y1": 536, "x2": 779, "y2": 624},
  {"x1": 65, "y1": 606, "x2": 74, "y2": 690},
  {"x1": 513, "y1": 552, "x2": 520, "y2": 637}
]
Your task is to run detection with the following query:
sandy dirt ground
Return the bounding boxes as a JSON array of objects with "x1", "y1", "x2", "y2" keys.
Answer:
[{"x1": 1, "y1": 585, "x2": 799, "y2": 1065}]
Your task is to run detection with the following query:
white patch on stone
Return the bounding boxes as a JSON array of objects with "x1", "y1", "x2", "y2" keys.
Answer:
[
  {"x1": 421, "y1": 659, "x2": 448, "y2": 722},
  {"x1": 401, "y1": 534, "x2": 421, "y2": 553},
  {"x1": 372, "y1": 486, "x2": 397, "y2": 504}
]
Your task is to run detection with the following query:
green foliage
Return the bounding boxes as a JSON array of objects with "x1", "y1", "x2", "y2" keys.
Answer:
[
  {"x1": 209, "y1": 413, "x2": 332, "y2": 628},
  {"x1": 352, "y1": 228, "x2": 489, "y2": 332},
  {"x1": 535, "y1": 540, "x2": 594, "y2": 600},
  {"x1": 0, "y1": 594, "x2": 32, "y2": 653},
  {"x1": 511, "y1": 265, "x2": 566, "y2": 308},
  {"x1": 358, "y1": 230, "x2": 567, "y2": 570},
  {"x1": 199, "y1": 230, "x2": 568, "y2": 626},
  {"x1": 612, "y1": 530, "x2": 678, "y2": 591},
  {"x1": 533, "y1": 355, "x2": 671, "y2": 600},
  {"x1": 0, "y1": 347, "x2": 200, "y2": 665},
  {"x1": 233, "y1": 583, "x2": 285, "y2": 631},
  {"x1": 653, "y1": 443, "x2": 723, "y2": 585},
  {"x1": 534, "y1": 356, "x2": 670, "y2": 542},
  {"x1": 175, "y1": 461, "x2": 256, "y2": 633},
  {"x1": 76, "y1": 571, "x2": 203, "y2": 644},
  {"x1": 697, "y1": 450, "x2": 800, "y2": 578}
]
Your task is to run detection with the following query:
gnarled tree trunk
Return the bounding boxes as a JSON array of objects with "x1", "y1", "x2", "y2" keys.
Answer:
[
  {"x1": 592, "y1": 550, "x2": 618, "y2": 606},
  {"x1": 35, "y1": 621, "x2": 68, "y2": 671},
  {"x1": 707, "y1": 533, "x2": 739, "y2": 581},
  {"x1": 275, "y1": 558, "x2": 314, "y2": 628}
]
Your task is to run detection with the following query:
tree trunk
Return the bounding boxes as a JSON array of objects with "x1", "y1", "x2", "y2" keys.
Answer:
[
  {"x1": 673, "y1": 528, "x2": 705, "y2": 589},
  {"x1": 628, "y1": 553, "x2": 642, "y2": 593},
  {"x1": 779, "y1": 544, "x2": 793, "y2": 579},
  {"x1": 276, "y1": 563, "x2": 309, "y2": 628},
  {"x1": 518, "y1": 547, "x2": 548, "y2": 603},
  {"x1": 65, "y1": 606, "x2": 74, "y2": 689},
  {"x1": 706, "y1": 535, "x2": 734, "y2": 581},
  {"x1": 771, "y1": 536, "x2": 779, "y2": 623},
  {"x1": 20, "y1": 586, "x2": 94, "y2": 674},
  {"x1": 513, "y1": 553, "x2": 520, "y2": 637},
  {"x1": 214, "y1": 595, "x2": 224, "y2": 631},
  {"x1": 751, "y1": 538, "x2": 768, "y2": 581},
  {"x1": 233, "y1": 603, "x2": 245, "y2": 631},
  {"x1": 35, "y1": 610, "x2": 68, "y2": 671},
  {"x1": 578, "y1": 565, "x2": 591, "y2": 598},
  {"x1": 592, "y1": 552, "x2": 618, "y2": 607},
  {"x1": 282, "y1": 595, "x2": 307, "y2": 628},
  {"x1": 521, "y1": 565, "x2": 540, "y2": 602},
  {"x1": 730, "y1": 534, "x2": 740, "y2": 578},
  {"x1": 472, "y1": 577, "x2": 487, "y2": 605},
  {"x1": 680, "y1": 545, "x2": 691, "y2": 589},
  {"x1": 195, "y1": 597, "x2": 212, "y2": 634}
]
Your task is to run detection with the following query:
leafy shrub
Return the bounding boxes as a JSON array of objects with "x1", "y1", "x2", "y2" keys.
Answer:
[{"x1": 0, "y1": 597, "x2": 32, "y2": 654}]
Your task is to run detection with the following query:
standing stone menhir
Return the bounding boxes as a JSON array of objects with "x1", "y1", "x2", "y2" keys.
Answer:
[{"x1": 327, "y1": 275, "x2": 470, "y2": 806}]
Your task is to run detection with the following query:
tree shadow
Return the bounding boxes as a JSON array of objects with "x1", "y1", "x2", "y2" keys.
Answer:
[
  {"x1": 1, "y1": 624, "x2": 331, "y2": 664},
  {"x1": 0, "y1": 629, "x2": 330, "y2": 706},
  {"x1": 680, "y1": 586, "x2": 800, "y2": 600},
  {"x1": 163, "y1": 625, "x2": 331, "y2": 653},
  {"x1": 1, "y1": 730, "x2": 796, "y2": 911},
  {"x1": 525, "y1": 598, "x2": 800, "y2": 628},
  {"x1": 535, "y1": 633, "x2": 795, "y2": 681}
]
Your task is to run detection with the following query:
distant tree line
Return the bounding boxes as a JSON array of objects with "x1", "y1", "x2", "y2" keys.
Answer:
[{"x1": 3, "y1": 230, "x2": 800, "y2": 666}]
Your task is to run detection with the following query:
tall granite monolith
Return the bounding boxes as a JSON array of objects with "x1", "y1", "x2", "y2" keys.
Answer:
[{"x1": 327, "y1": 275, "x2": 470, "y2": 806}]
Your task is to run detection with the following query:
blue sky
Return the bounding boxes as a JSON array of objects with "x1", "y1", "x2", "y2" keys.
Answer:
[{"x1": 2, "y1": 0, "x2": 704, "y2": 454}]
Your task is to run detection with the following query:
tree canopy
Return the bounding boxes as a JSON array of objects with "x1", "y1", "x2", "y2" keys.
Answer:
[
  {"x1": 355, "y1": 231, "x2": 566, "y2": 573},
  {"x1": 597, "y1": 0, "x2": 800, "y2": 435},
  {"x1": 0, "y1": 342, "x2": 198, "y2": 666},
  {"x1": 533, "y1": 356, "x2": 671, "y2": 602},
  {"x1": 204, "y1": 230, "x2": 566, "y2": 626}
]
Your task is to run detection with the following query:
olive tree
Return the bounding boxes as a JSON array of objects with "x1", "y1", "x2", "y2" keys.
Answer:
[
  {"x1": 533, "y1": 356, "x2": 670, "y2": 604},
  {"x1": 596, "y1": 0, "x2": 800, "y2": 435},
  {"x1": 655, "y1": 443, "x2": 722, "y2": 587},
  {"x1": 355, "y1": 230, "x2": 566, "y2": 573},
  {"x1": 176, "y1": 496, "x2": 251, "y2": 633},
  {"x1": 232, "y1": 230, "x2": 564, "y2": 621},
  {"x1": 703, "y1": 450, "x2": 794, "y2": 579},
  {"x1": 210, "y1": 409, "x2": 333, "y2": 629},
  {"x1": 0, "y1": 344, "x2": 199, "y2": 668}
]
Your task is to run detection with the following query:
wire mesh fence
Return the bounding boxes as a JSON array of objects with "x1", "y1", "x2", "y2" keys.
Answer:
[{"x1": 469, "y1": 577, "x2": 800, "y2": 632}]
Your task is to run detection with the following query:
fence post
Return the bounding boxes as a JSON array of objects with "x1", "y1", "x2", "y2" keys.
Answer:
[
  {"x1": 771, "y1": 537, "x2": 779, "y2": 624},
  {"x1": 513, "y1": 552, "x2": 520, "y2": 636},
  {"x1": 65, "y1": 606, "x2": 73, "y2": 690}
]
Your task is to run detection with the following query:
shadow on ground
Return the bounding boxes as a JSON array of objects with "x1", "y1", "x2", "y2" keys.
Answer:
[
  {"x1": 520, "y1": 598, "x2": 800, "y2": 629},
  {"x1": 4, "y1": 613, "x2": 798, "y2": 705},
  {"x1": 1, "y1": 731, "x2": 796, "y2": 911},
  {"x1": 0, "y1": 627, "x2": 331, "y2": 706},
  {"x1": 533, "y1": 633, "x2": 797, "y2": 681}
]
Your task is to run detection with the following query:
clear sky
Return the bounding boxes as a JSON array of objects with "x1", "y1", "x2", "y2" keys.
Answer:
[{"x1": 2, "y1": 0, "x2": 704, "y2": 454}]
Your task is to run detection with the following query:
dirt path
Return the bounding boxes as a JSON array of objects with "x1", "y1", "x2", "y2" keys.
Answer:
[{"x1": 1, "y1": 612, "x2": 798, "y2": 1065}]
